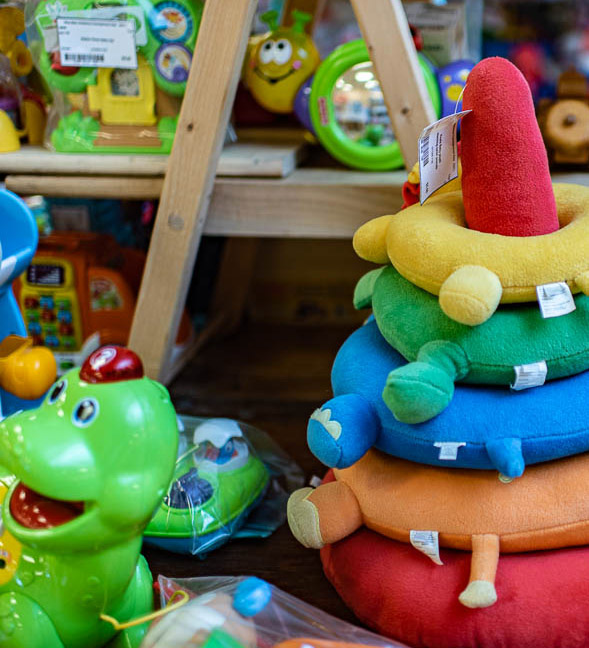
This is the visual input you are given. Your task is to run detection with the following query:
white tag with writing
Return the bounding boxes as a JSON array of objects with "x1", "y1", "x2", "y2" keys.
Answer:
[
  {"x1": 410, "y1": 530, "x2": 443, "y2": 565},
  {"x1": 434, "y1": 441, "x2": 466, "y2": 460},
  {"x1": 536, "y1": 282, "x2": 576, "y2": 318},
  {"x1": 57, "y1": 17, "x2": 138, "y2": 69},
  {"x1": 511, "y1": 360, "x2": 548, "y2": 391},
  {"x1": 419, "y1": 110, "x2": 471, "y2": 204}
]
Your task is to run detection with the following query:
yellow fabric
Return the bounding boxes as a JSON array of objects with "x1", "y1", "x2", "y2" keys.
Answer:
[{"x1": 353, "y1": 183, "x2": 589, "y2": 304}]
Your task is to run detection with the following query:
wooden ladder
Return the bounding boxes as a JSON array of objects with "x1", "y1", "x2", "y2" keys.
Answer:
[{"x1": 128, "y1": 0, "x2": 436, "y2": 382}]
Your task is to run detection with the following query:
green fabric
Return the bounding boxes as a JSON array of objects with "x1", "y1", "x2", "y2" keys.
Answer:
[{"x1": 356, "y1": 265, "x2": 589, "y2": 385}]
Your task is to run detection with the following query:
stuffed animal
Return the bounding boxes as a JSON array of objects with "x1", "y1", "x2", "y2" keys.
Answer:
[
  {"x1": 350, "y1": 265, "x2": 589, "y2": 422},
  {"x1": 307, "y1": 319, "x2": 589, "y2": 477},
  {"x1": 354, "y1": 58, "x2": 589, "y2": 326},
  {"x1": 0, "y1": 345, "x2": 178, "y2": 647},
  {"x1": 288, "y1": 449, "x2": 589, "y2": 609}
]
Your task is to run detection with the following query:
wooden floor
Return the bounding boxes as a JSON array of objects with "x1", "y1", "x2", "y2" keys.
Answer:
[{"x1": 143, "y1": 321, "x2": 360, "y2": 622}]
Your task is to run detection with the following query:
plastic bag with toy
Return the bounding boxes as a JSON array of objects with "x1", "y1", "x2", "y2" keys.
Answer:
[
  {"x1": 143, "y1": 416, "x2": 304, "y2": 556},
  {"x1": 142, "y1": 575, "x2": 410, "y2": 648}
]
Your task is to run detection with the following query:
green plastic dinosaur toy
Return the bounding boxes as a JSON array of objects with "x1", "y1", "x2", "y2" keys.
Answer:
[{"x1": 0, "y1": 345, "x2": 178, "y2": 647}]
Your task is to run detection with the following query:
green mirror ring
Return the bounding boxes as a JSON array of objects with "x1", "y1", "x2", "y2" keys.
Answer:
[{"x1": 310, "y1": 40, "x2": 441, "y2": 171}]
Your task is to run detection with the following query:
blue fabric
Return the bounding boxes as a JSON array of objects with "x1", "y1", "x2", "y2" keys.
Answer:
[{"x1": 307, "y1": 320, "x2": 589, "y2": 477}]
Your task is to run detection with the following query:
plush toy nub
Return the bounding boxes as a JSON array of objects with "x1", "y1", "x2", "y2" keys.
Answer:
[{"x1": 462, "y1": 57, "x2": 559, "y2": 236}]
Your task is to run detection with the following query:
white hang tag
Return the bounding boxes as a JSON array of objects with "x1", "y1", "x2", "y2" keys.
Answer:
[
  {"x1": 57, "y1": 17, "x2": 138, "y2": 69},
  {"x1": 410, "y1": 530, "x2": 443, "y2": 565},
  {"x1": 536, "y1": 282, "x2": 576, "y2": 318},
  {"x1": 419, "y1": 110, "x2": 471, "y2": 204},
  {"x1": 511, "y1": 360, "x2": 548, "y2": 391},
  {"x1": 434, "y1": 441, "x2": 466, "y2": 460}
]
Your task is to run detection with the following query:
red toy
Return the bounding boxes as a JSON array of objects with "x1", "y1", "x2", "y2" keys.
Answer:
[{"x1": 461, "y1": 57, "x2": 559, "y2": 236}]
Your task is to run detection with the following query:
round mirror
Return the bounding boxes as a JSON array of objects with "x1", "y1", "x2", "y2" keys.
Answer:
[
  {"x1": 332, "y1": 62, "x2": 396, "y2": 148},
  {"x1": 310, "y1": 40, "x2": 441, "y2": 171}
]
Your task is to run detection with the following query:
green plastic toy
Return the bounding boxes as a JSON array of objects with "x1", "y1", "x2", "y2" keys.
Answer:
[
  {"x1": 309, "y1": 40, "x2": 441, "y2": 171},
  {"x1": 145, "y1": 418, "x2": 269, "y2": 555},
  {"x1": 0, "y1": 345, "x2": 178, "y2": 647},
  {"x1": 31, "y1": 0, "x2": 202, "y2": 153}
]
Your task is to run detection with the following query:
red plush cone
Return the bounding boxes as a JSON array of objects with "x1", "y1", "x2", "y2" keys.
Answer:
[{"x1": 461, "y1": 57, "x2": 558, "y2": 236}]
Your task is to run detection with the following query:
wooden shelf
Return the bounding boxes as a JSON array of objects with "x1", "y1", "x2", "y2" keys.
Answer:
[
  {"x1": 0, "y1": 141, "x2": 306, "y2": 179},
  {"x1": 4, "y1": 167, "x2": 408, "y2": 238},
  {"x1": 6, "y1": 168, "x2": 589, "y2": 239}
]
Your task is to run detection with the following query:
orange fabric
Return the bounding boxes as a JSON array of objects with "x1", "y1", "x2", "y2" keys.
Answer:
[
  {"x1": 309, "y1": 480, "x2": 362, "y2": 545},
  {"x1": 469, "y1": 534, "x2": 500, "y2": 584},
  {"x1": 332, "y1": 450, "x2": 589, "y2": 553}
]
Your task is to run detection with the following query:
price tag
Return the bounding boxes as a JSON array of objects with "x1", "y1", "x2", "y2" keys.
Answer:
[
  {"x1": 434, "y1": 441, "x2": 466, "y2": 460},
  {"x1": 536, "y1": 282, "x2": 576, "y2": 318},
  {"x1": 410, "y1": 530, "x2": 443, "y2": 565},
  {"x1": 511, "y1": 360, "x2": 547, "y2": 391},
  {"x1": 57, "y1": 17, "x2": 138, "y2": 69},
  {"x1": 419, "y1": 110, "x2": 471, "y2": 204}
]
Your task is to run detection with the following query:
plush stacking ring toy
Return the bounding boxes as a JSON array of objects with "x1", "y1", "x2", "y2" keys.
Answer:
[
  {"x1": 307, "y1": 319, "x2": 589, "y2": 477},
  {"x1": 353, "y1": 57, "x2": 589, "y2": 326},
  {"x1": 288, "y1": 450, "x2": 589, "y2": 609},
  {"x1": 353, "y1": 266, "x2": 589, "y2": 422}
]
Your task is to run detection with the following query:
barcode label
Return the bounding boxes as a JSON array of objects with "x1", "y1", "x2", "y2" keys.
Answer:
[
  {"x1": 420, "y1": 133, "x2": 431, "y2": 167},
  {"x1": 419, "y1": 110, "x2": 471, "y2": 204},
  {"x1": 57, "y1": 17, "x2": 138, "y2": 70},
  {"x1": 63, "y1": 53, "x2": 105, "y2": 63}
]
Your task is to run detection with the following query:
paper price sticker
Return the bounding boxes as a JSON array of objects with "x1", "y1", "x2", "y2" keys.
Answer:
[
  {"x1": 57, "y1": 17, "x2": 138, "y2": 69},
  {"x1": 536, "y1": 282, "x2": 576, "y2": 319},
  {"x1": 511, "y1": 360, "x2": 547, "y2": 391},
  {"x1": 434, "y1": 441, "x2": 466, "y2": 460},
  {"x1": 410, "y1": 530, "x2": 443, "y2": 565},
  {"x1": 419, "y1": 110, "x2": 471, "y2": 204}
]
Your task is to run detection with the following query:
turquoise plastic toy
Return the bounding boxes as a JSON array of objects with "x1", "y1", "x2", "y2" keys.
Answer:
[{"x1": 0, "y1": 345, "x2": 178, "y2": 647}]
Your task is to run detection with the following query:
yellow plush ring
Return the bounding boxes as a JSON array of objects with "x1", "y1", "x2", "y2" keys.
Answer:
[{"x1": 354, "y1": 183, "x2": 589, "y2": 325}]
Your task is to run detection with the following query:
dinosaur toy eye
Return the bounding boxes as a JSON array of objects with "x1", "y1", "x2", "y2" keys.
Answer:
[
  {"x1": 72, "y1": 398, "x2": 99, "y2": 427},
  {"x1": 47, "y1": 380, "x2": 67, "y2": 405}
]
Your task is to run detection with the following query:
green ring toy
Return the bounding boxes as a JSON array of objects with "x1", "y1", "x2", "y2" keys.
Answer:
[
  {"x1": 356, "y1": 265, "x2": 589, "y2": 423},
  {"x1": 309, "y1": 40, "x2": 441, "y2": 171}
]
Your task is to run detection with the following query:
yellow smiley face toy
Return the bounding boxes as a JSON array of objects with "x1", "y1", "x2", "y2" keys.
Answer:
[{"x1": 245, "y1": 10, "x2": 320, "y2": 114}]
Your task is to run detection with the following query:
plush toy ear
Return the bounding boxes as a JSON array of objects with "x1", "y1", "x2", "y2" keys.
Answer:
[
  {"x1": 353, "y1": 215, "x2": 391, "y2": 264},
  {"x1": 353, "y1": 268, "x2": 384, "y2": 309}
]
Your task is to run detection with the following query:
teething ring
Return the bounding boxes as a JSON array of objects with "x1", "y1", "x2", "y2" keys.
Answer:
[{"x1": 371, "y1": 183, "x2": 589, "y2": 325}]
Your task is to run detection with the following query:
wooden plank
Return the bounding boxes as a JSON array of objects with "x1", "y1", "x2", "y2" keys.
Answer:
[
  {"x1": 5, "y1": 168, "x2": 406, "y2": 236},
  {"x1": 5, "y1": 174, "x2": 163, "y2": 198},
  {"x1": 0, "y1": 141, "x2": 305, "y2": 178},
  {"x1": 128, "y1": 0, "x2": 258, "y2": 381},
  {"x1": 350, "y1": 0, "x2": 437, "y2": 169}
]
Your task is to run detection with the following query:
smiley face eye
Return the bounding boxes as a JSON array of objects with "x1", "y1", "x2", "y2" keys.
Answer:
[
  {"x1": 72, "y1": 398, "x2": 99, "y2": 427},
  {"x1": 47, "y1": 380, "x2": 67, "y2": 405},
  {"x1": 274, "y1": 39, "x2": 292, "y2": 65},
  {"x1": 259, "y1": 39, "x2": 275, "y2": 64}
]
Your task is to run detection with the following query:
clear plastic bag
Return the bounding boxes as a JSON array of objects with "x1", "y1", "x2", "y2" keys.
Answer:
[
  {"x1": 25, "y1": 0, "x2": 203, "y2": 153},
  {"x1": 143, "y1": 575, "x2": 410, "y2": 648},
  {"x1": 143, "y1": 416, "x2": 304, "y2": 556}
]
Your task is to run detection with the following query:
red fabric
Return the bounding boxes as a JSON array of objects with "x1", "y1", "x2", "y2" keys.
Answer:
[
  {"x1": 320, "y1": 526, "x2": 589, "y2": 648},
  {"x1": 461, "y1": 57, "x2": 558, "y2": 237},
  {"x1": 401, "y1": 180, "x2": 420, "y2": 209}
]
